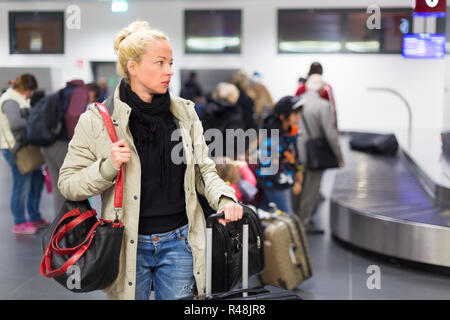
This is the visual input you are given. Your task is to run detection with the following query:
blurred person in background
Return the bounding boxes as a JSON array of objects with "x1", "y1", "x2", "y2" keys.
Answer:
[
  {"x1": 200, "y1": 82, "x2": 246, "y2": 159},
  {"x1": 180, "y1": 71, "x2": 206, "y2": 116},
  {"x1": 98, "y1": 77, "x2": 108, "y2": 102},
  {"x1": 250, "y1": 71, "x2": 275, "y2": 129},
  {"x1": 230, "y1": 70, "x2": 256, "y2": 130},
  {"x1": 256, "y1": 96, "x2": 305, "y2": 214},
  {"x1": 215, "y1": 157, "x2": 258, "y2": 204},
  {"x1": 295, "y1": 62, "x2": 338, "y2": 130},
  {"x1": 40, "y1": 80, "x2": 89, "y2": 216},
  {"x1": 30, "y1": 90, "x2": 45, "y2": 107},
  {"x1": 0, "y1": 74, "x2": 48, "y2": 234},
  {"x1": 292, "y1": 74, "x2": 344, "y2": 234},
  {"x1": 180, "y1": 71, "x2": 204, "y2": 102},
  {"x1": 87, "y1": 82, "x2": 101, "y2": 103}
]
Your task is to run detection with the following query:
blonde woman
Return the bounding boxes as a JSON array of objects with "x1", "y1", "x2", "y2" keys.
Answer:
[{"x1": 58, "y1": 21, "x2": 242, "y2": 300}]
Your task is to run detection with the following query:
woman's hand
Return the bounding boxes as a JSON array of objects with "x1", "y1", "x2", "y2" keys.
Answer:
[
  {"x1": 217, "y1": 202, "x2": 243, "y2": 226},
  {"x1": 111, "y1": 139, "x2": 131, "y2": 169}
]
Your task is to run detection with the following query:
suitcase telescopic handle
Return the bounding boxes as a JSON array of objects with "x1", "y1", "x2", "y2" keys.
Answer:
[
  {"x1": 206, "y1": 211, "x2": 249, "y2": 228},
  {"x1": 205, "y1": 210, "x2": 249, "y2": 299}
]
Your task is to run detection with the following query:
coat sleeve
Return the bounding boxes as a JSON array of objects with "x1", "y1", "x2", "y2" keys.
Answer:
[
  {"x1": 320, "y1": 101, "x2": 343, "y2": 163},
  {"x1": 2, "y1": 100, "x2": 27, "y2": 130},
  {"x1": 190, "y1": 109, "x2": 238, "y2": 211},
  {"x1": 58, "y1": 112, "x2": 119, "y2": 201}
]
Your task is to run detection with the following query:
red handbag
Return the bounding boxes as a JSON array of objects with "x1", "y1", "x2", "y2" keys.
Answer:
[{"x1": 40, "y1": 103, "x2": 125, "y2": 292}]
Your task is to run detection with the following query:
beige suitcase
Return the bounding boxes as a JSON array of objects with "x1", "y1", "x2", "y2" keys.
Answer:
[{"x1": 259, "y1": 211, "x2": 313, "y2": 290}]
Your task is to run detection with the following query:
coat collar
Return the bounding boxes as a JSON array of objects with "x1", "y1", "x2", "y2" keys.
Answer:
[{"x1": 109, "y1": 84, "x2": 194, "y2": 125}]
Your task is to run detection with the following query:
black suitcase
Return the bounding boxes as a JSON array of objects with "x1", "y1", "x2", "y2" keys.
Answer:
[
  {"x1": 207, "y1": 205, "x2": 265, "y2": 294},
  {"x1": 203, "y1": 212, "x2": 302, "y2": 300},
  {"x1": 350, "y1": 133, "x2": 398, "y2": 155}
]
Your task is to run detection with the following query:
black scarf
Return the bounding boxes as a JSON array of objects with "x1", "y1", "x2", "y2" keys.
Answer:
[{"x1": 119, "y1": 80, "x2": 172, "y2": 190}]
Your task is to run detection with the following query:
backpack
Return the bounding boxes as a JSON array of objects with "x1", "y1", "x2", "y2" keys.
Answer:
[
  {"x1": 64, "y1": 83, "x2": 89, "y2": 140},
  {"x1": 27, "y1": 82, "x2": 86, "y2": 146},
  {"x1": 26, "y1": 89, "x2": 65, "y2": 146}
]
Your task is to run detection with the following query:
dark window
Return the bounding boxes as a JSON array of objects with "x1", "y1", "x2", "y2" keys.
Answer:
[
  {"x1": 278, "y1": 8, "x2": 412, "y2": 54},
  {"x1": 184, "y1": 10, "x2": 241, "y2": 54},
  {"x1": 380, "y1": 10, "x2": 411, "y2": 53},
  {"x1": 9, "y1": 11, "x2": 64, "y2": 54},
  {"x1": 278, "y1": 10, "x2": 343, "y2": 53},
  {"x1": 345, "y1": 12, "x2": 380, "y2": 53}
]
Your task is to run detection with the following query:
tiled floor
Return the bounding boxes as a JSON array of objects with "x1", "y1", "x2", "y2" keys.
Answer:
[{"x1": 0, "y1": 155, "x2": 449, "y2": 300}]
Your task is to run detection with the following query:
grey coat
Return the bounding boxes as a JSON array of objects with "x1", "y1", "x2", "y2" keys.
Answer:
[{"x1": 297, "y1": 90, "x2": 343, "y2": 168}]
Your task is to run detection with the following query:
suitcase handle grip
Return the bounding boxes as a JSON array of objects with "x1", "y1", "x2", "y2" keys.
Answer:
[{"x1": 206, "y1": 211, "x2": 249, "y2": 228}]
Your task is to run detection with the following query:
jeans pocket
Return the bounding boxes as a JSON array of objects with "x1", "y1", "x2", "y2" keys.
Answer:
[{"x1": 182, "y1": 237, "x2": 192, "y2": 254}]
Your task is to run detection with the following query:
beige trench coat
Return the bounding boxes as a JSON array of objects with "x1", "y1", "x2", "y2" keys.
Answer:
[{"x1": 58, "y1": 85, "x2": 238, "y2": 300}]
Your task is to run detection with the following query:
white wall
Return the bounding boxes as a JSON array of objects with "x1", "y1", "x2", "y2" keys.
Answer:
[{"x1": 0, "y1": 0, "x2": 446, "y2": 150}]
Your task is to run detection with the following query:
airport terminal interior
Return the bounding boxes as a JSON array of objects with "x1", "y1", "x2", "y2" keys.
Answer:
[{"x1": 0, "y1": 0, "x2": 450, "y2": 300}]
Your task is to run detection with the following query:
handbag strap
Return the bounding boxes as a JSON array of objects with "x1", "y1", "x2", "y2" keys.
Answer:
[
  {"x1": 94, "y1": 103, "x2": 123, "y2": 210},
  {"x1": 300, "y1": 112, "x2": 312, "y2": 139},
  {"x1": 40, "y1": 220, "x2": 101, "y2": 278},
  {"x1": 51, "y1": 209, "x2": 97, "y2": 255},
  {"x1": 39, "y1": 208, "x2": 100, "y2": 277}
]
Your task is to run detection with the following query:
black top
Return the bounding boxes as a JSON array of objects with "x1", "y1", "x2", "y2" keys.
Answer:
[{"x1": 120, "y1": 81, "x2": 188, "y2": 235}]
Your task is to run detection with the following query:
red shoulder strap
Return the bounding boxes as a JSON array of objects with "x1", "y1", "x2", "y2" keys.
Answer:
[{"x1": 95, "y1": 103, "x2": 124, "y2": 210}]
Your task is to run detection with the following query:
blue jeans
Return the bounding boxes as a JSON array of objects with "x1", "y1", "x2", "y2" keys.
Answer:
[
  {"x1": 261, "y1": 187, "x2": 293, "y2": 214},
  {"x1": 135, "y1": 224, "x2": 196, "y2": 300},
  {"x1": 2, "y1": 149, "x2": 44, "y2": 225}
]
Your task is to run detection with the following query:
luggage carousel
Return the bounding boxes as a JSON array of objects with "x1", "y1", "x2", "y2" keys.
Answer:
[{"x1": 330, "y1": 133, "x2": 450, "y2": 270}]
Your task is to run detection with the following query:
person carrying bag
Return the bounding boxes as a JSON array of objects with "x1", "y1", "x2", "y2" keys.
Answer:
[
  {"x1": 40, "y1": 103, "x2": 124, "y2": 292},
  {"x1": 0, "y1": 74, "x2": 48, "y2": 235}
]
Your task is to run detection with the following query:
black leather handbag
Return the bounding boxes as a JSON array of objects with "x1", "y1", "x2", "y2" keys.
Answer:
[
  {"x1": 39, "y1": 103, "x2": 125, "y2": 293},
  {"x1": 301, "y1": 113, "x2": 339, "y2": 170},
  {"x1": 208, "y1": 204, "x2": 265, "y2": 294},
  {"x1": 40, "y1": 199, "x2": 124, "y2": 292}
]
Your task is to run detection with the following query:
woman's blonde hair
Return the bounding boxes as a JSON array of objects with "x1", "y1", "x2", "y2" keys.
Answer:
[
  {"x1": 212, "y1": 82, "x2": 239, "y2": 105},
  {"x1": 114, "y1": 20, "x2": 169, "y2": 83},
  {"x1": 229, "y1": 70, "x2": 256, "y2": 100}
]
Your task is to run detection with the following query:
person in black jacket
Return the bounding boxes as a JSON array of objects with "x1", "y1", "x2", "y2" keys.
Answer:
[
  {"x1": 180, "y1": 71, "x2": 203, "y2": 102},
  {"x1": 200, "y1": 82, "x2": 245, "y2": 159}
]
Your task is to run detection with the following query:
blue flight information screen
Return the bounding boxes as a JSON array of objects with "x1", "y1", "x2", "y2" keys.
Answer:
[{"x1": 402, "y1": 33, "x2": 446, "y2": 59}]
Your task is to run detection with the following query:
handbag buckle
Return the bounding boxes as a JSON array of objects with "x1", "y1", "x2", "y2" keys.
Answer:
[{"x1": 114, "y1": 207, "x2": 121, "y2": 222}]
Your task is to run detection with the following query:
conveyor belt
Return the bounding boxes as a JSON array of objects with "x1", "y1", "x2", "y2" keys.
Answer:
[{"x1": 330, "y1": 134, "x2": 450, "y2": 268}]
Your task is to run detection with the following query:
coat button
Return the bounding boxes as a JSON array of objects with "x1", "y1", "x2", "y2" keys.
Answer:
[
  {"x1": 130, "y1": 240, "x2": 134, "y2": 244},
  {"x1": 134, "y1": 195, "x2": 138, "y2": 200},
  {"x1": 128, "y1": 282, "x2": 133, "y2": 286}
]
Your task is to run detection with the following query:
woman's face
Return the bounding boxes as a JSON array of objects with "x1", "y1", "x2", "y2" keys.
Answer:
[{"x1": 128, "y1": 39, "x2": 174, "y2": 100}]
